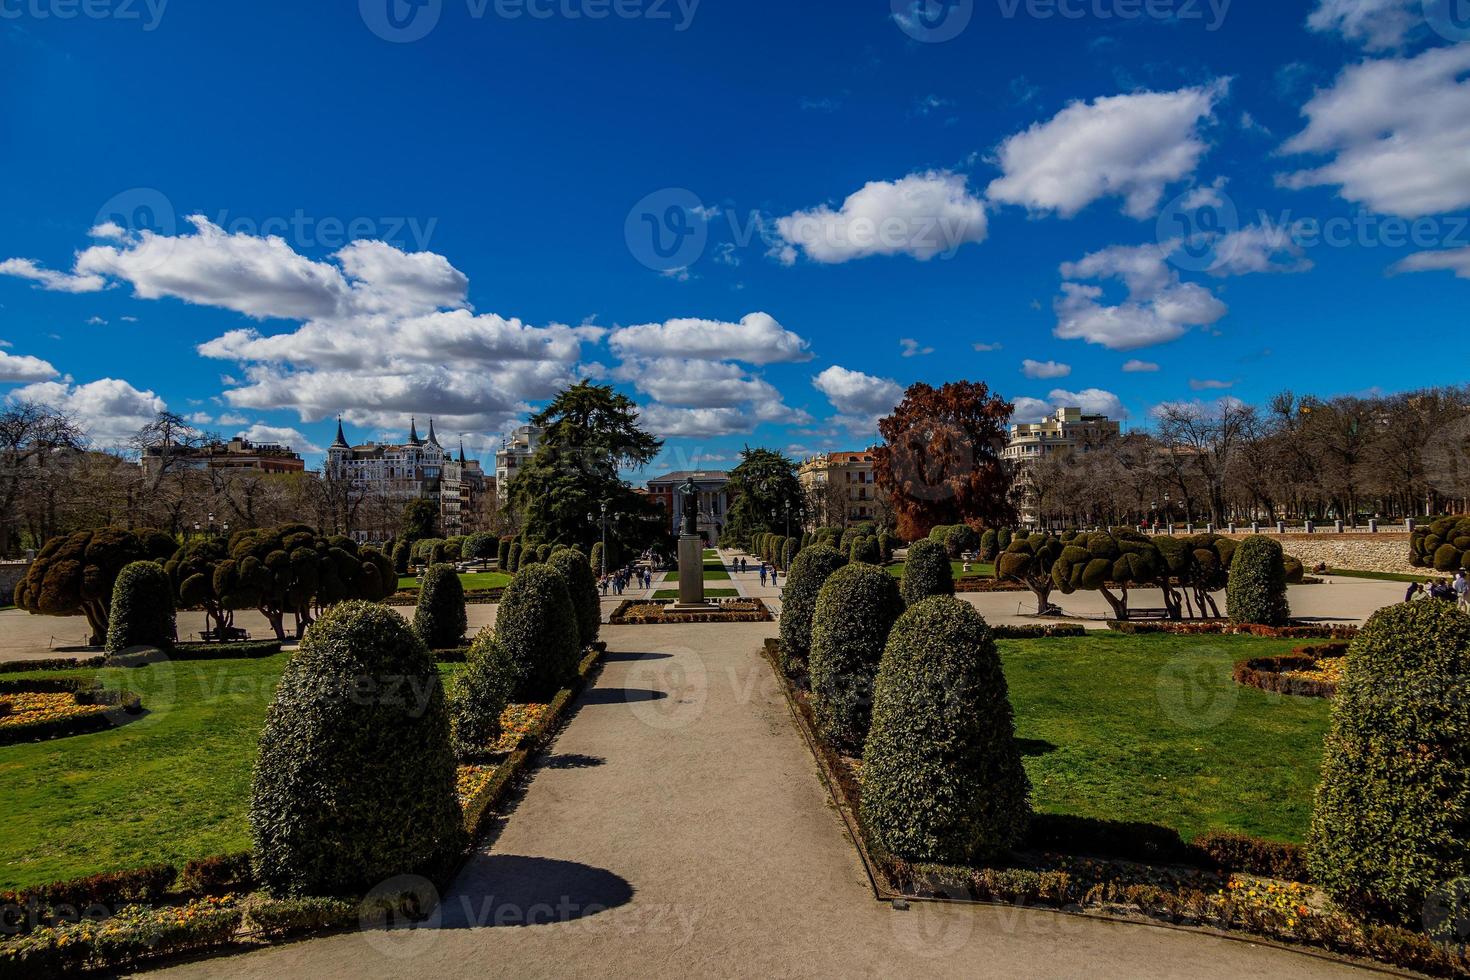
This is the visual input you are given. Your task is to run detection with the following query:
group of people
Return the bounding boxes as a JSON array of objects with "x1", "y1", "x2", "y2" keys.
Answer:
[
  {"x1": 599, "y1": 565, "x2": 653, "y2": 596},
  {"x1": 1405, "y1": 568, "x2": 1470, "y2": 611},
  {"x1": 726, "y1": 555, "x2": 777, "y2": 586}
]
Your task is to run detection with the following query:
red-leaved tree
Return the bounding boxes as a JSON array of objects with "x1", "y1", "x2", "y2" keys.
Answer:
[{"x1": 874, "y1": 381, "x2": 1018, "y2": 542}]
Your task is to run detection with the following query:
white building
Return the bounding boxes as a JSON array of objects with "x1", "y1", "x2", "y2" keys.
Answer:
[
  {"x1": 1003, "y1": 406, "x2": 1122, "y2": 527},
  {"x1": 495, "y1": 424, "x2": 543, "y2": 504},
  {"x1": 326, "y1": 417, "x2": 474, "y2": 540}
]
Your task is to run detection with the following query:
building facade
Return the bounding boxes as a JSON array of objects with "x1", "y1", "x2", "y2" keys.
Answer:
[
  {"x1": 140, "y1": 437, "x2": 305, "y2": 479},
  {"x1": 1002, "y1": 406, "x2": 1122, "y2": 527},
  {"x1": 798, "y1": 450, "x2": 881, "y2": 528},
  {"x1": 645, "y1": 470, "x2": 729, "y2": 546},
  {"x1": 494, "y1": 424, "x2": 543, "y2": 505},
  {"x1": 326, "y1": 417, "x2": 484, "y2": 542}
]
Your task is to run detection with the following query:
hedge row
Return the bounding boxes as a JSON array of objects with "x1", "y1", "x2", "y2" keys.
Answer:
[
  {"x1": 0, "y1": 656, "x2": 106, "y2": 674},
  {"x1": 1107, "y1": 620, "x2": 1358, "y2": 639},
  {"x1": 105, "y1": 640, "x2": 282, "y2": 667}
]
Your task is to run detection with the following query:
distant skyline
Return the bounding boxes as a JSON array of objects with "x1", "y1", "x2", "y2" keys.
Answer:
[{"x1": 2, "y1": 1, "x2": 1466, "y2": 475}]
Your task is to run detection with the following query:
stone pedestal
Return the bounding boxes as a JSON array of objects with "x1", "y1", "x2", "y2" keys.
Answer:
[{"x1": 671, "y1": 534, "x2": 708, "y2": 610}]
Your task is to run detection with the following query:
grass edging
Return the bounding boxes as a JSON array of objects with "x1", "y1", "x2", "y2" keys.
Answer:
[{"x1": 760, "y1": 636, "x2": 1468, "y2": 979}]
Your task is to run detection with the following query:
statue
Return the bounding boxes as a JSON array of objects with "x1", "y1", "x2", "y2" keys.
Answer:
[{"x1": 678, "y1": 476, "x2": 699, "y2": 537}]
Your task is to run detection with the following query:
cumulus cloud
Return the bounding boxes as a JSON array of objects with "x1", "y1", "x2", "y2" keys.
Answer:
[
  {"x1": 1010, "y1": 397, "x2": 1053, "y2": 423},
  {"x1": 1306, "y1": 0, "x2": 1422, "y2": 50},
  {"x1": 774, "y1": 171, "x2": 988, "y2": 263},
  {"x1": 1053, "y1": 242, "x2": 1227, "y2": 351},
  {"x1": 987, "y1": 82, "x2": 1228, "y2": 219},
  {"x1": 1046, "y1": 388, "x2": 1129, "y2": 419},
  {"x1": 238, "y1": 423, "x2": 322, "y2": 453},
  {"x1": 608, "y1": 312, "x2": 812, "y2": 364},
  {"x1": 1278, "y1": 45, "x2": 1470, "y2": 218},
  {"x1": 811, "y1": 365, "x2": 904, "y2": 434},
  {"x1": 1392, "y1": 245, "x2": 1470, "y2": 279},
  {"x1": 0, "y1": 348, "x2": 60, "y2": 383},
  {"x1": 1122, "y1": 359, "x2": 1160, "y2": 372},
  {"x1": 1208, "y1": 223, "x2": 1314, "y2": 276},
  {"x1": 1021, "y1": 359, "x2": 1072, "y2": 379},
  {"x1": 611, "y1": 356, "x2": 810, "y2": 437},
  {"x1": 0, "y1": 258, "x2": 107, "y2": 293},
  {"x1": 8, "y1": 378, "x2": 166, "y2": 446}
]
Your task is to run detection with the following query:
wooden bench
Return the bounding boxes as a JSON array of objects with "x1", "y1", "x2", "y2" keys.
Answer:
[
  {"x1": 199, "y1": 626, "x2": 250, "y2": 643},
  {"x1": 1129, "y1": 607, "x2": 1170, "y2": 621}
]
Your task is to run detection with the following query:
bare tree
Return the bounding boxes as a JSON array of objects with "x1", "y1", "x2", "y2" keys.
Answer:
[{"x1": 0, "y1": 402, "x2": 84, "y2": 555}]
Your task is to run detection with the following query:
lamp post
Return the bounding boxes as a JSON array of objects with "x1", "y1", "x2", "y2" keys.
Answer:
[
  {"x1": 783, "y1": 499, "x2": 791, "y2": 538},
  {"x1": 599, "y1": 500, "x2": 609, "y2": 577}
]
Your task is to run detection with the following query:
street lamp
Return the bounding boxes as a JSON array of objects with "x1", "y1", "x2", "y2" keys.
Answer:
[
  {"x1": 599, "y1": 500, "x2": 609, "y2": 577},
  {"x1": 783, "y1": 499, "x2": 791, "y2": 538}
]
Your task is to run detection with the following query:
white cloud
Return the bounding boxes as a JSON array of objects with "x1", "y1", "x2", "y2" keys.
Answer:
[
  {"x1": 1011, "y1": 397, "x2": 1053, "y2": 423},
  {"x1": 1392, "y1": 246, "x2": 1470, "y2": 279},
  {"x1": 1021, "y1": 359, "x2": 1072, "y2": 379},
  {"x1": 1208, "y1": 223, "x2": 1314, "y2": 276},
  {"x1": 1190, "y1": 378, "x2": 1236, "y2": 391},
  {"x1": 899, "y1": 338, "x2": 934, "y2": 358},
  {"x1": 812, "y1": 365, "x2": 904, "y2": 421},
  {"x1": 972, "y1": 341, "x2": 1003, "y2": 352},
  {"x1": 987, "y1": 82, "x2": 1228, "y2": 219},
  {"x1": 613, "y1": 357, "x2": 784, "y2": 410},
  {"x1": 185, "y1": 412, "x2": 214, "y2": 425},
  {"x1": 0, "y1": 258, "x2": 107, "y2": 293},
  {"x1": 1047, "y1": 387, "x2": 1129, "y2": 419},
  {"x1": 774, "y1": 171, "x2": 988, "y2": 263},
  {"x1": 86, "y1": 316, "x2": 107, "y2": 326},
  {"x1": 1306, "y1": 0, "x2": 1422, "y2": 50},
  {"x1": 1279, "y1": 45, "x2": 1470, "y2": 218},
  {"x1": 636, "y1": 404, "x2": 749, "y2": 439},
  {"x1": 238, "y1": 424, "x2": 321, "y2": 454},
  {"x1": 1053, "y1": 242, "x2": 1228, "y2": 351},
  {"x1": 608, "y1": 312, "x2": 811, "y2": 364},
  {"x1": 1122, "y1": 359, "x2": 1160, "y2": 372},
  {"x1": 0, "y1": 348, "x2": 60, "y2": 383},
  {"x1": 8, "y1": 378, "x2": 165, "y2": 446}
]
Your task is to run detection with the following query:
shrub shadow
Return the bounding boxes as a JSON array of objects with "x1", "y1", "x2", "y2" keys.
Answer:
[
  {"x1": 599, "y1": 651, "x2": 674, "y2": 663},
  {"x1": 439, "y1": 855, "x2": 633, "y2": 928},
  {"x1": 1016, "y1": 738, "x2": 1058, "y2": 757},
  {"x1": 579, "y1": 688, "x2": 667, "y2": 705},
  {"x1": 543, "y1": 752, "x2": 606, "y2": 769}
]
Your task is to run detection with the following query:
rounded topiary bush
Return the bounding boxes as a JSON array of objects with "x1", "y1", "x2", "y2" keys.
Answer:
[
  {"x1": 494, "y1": 564, "x2": 580, "y2": 700},
  {"x1": 413, "y1": 563, "x2": 467, "y2": 650},
  {"x1": 808, "y1": 563, "x2": 906, "y2": 753},
  {"x1": 943, "y1": 524, "x2": 978, "y2": 559},
  {"x1": 250, "y1": 601, "x2": 465, "y2": 896},
  {"x1": 861, "y1": 597, "x2": 1030, "y2": 864},
  {"x1": 901, "y1": 538, "x2": 954, "y2": 606},
  {"x1": 507, "y1": 540, "x2": 523, "y2": 572},
  {"x1": 849, "y1": 535, "x2": 881, "y2": 565},
  {"x1": 1308, "y1": 602, "x2": 1470, "y2": 923},
  {"x1": 448, "y1": 628, "x2": 513, "y2": 759},
  {"x1": 979, "y1": 529, "x2": 998, "y2": 561},
  {"x1": 105, "y1": 560, "x2": 176, "y2": 655},
  {"x1": 547, "y1": 547, "x2": 599, "y2": 648},
  {"x1": 588, "y1": 541, "x2": 605, "y2": 576},
  {"x1": 1227, "y1": 534, "x2": 1290, "y2": 626},
  {"x1": 777, "y1": 544, "x2": 847, "y2": 677},
  {"x1": 782, "y1": 537, "x2": 798, "y2": 571},
  {"x1": 497, "y1": 537, "x2": 512, "y2": 571}
]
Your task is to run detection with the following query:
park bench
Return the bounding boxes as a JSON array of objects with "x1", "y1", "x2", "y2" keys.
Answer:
[
  {"x1": 199, "y1": 626, "x2": 250, "y2": 643},
  {"x1": 1128, "y1": 607, "x2": 1170, "y2": 621}
]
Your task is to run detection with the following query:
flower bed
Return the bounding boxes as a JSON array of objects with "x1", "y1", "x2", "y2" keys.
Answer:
[
  {"x1": 1234, "y1": 643, "x2": 1348, "y2": 699},
  {"x1": 607, "y1": 598, "x2": 773, "y2": 625},
  {"x1": 761, "y1": 636, "x2": 1467, "y2": 978},
  {"x1": 1108, "y1": 620, "x2": 1359, "y2": 639},
  {"x1": 0, "y1": 679, "x2": 142, "y2": 746}
]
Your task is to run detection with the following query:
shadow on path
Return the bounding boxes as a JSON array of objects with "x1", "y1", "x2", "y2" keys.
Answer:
[
  {"x1": 600, "y1": 651, "x2": 674, "y2": 663},
  {"x1": 543, "y1": 752, "x2": 606, "y2": 769},
  {"x1": 580, "y1": 687, "x2": 667, "y2": 705},
  {"x1": 440, "y1": 855, "x2": 634, "y2": 929}
]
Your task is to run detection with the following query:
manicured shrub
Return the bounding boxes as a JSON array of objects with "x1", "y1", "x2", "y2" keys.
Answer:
[
  {"x1": 1227, "y1": 534, "x2": 1290, "y2": 627},
  {"x1": 996, "y1": 527, "x2": 1013, "y2": 551},
  {"x1": 901, "y1": 538, "x2": 953, "y2": 605},
  {"x1": 494, "y1": 564, "x2": 580, "y2": 700},
  {"x1": 860, "y1": 597, "x2": 1030, "y2": 864},
  {"x1": 535, "y1": 544, "x2": 552, "y2": 564},
  {"x1": 589, "y1": 541, "x2": 605, "y2": 575},
  {"x1": 928, "y1": 524, "x2": 951, "y2": 544},
  {"x1": 250, "y1": 601, "x2": 465, "y2": 896},
  {"x1": 850, "y1": 535, "x2": 881, "y2": 565},
  {"x1": 463, "y1": 532, "x2": 495, "y2": 561},
  {"x1": 16, "y1": 527, "x2": 176, "y2": 645},
  {"x1": 547, "y1": 547, "x2": 600, "y2": 647},
  {"x1": 1308, "y1": 602, "x2": 1470, "y2": 922},
  {"x1": 782, "y1": 537, "x2": 797, "y2": 571},
  {"x1": 944, "y1": 524, "x2": 978, "y2": 558},
  {"x1": 777, "y1": 544, "x2": 847, "y2": 676},
  {"x1": 1411, "y1": 516, "x2": 1470, "y2": 572},
  {"x1": 507, "y1": 540, "x2": 523, "y2": 572},
  {"x1": 391, "y1": 539, "x2": 410, "y2": 575},
  {"x1": 447, "y1": 629, "x2": 513, "y2": 758},
  {"x1": 996, "y1": 532, "x2": 1065, "y2": 615},
  {"x1": 105, "y1": 561, "x2": 175, "y2": 655},
  {"x1": 979, "y1": 528, "x2": 999, "y2": 561},
  {"x1": 413, "y1": 563, "x2": 467, "y2": 650},
  {"x1": 877, "y1": 531, "x2": 894, "y2": 563},
  {"x1": 497, "y1": 536, "x2": 512, "y2": 570},
  {"x1": 808, "y1": 563, "x2": 905, "y2": 753}
]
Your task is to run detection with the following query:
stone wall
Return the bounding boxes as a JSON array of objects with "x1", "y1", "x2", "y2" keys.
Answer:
[
  {"x1": 0, "y1": 561, "x2": 31, "y2": 603},
  {"x1": 1226, "y1": 533, "x2": 1416, "y2": 576}
]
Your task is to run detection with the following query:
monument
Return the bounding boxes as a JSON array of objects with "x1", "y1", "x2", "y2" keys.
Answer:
[{"x1": 672, "y1": 475, "x2": 709, "y2": 609}]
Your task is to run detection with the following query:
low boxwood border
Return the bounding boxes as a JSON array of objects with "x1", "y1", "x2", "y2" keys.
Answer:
[
  {"x1": 1108, "y1": 620, "x2": 1359, "y2": 640},
  {"x1": 990, "y1": 623, "x2": 1088, "y2": 639},
  {"x1": 0, "y1": 656, "x2": 106, "y2": 674},
  {"x1": 760, "y1": 636, "x2": 1468, "y2": 978},
  {"x1": 607, "y1": 598, "x2": 773, "y2": 625},
  {"x1": 1233, "y1": 644, "x2": 1345, "y2": 699},
  {"x1": 106, "y1": 640, "x2": 283, "y2": 668}
]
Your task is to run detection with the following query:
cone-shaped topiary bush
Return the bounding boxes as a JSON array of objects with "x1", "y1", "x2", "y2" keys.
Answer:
[
  {"x1": 777, "y1": 544, "x2": 847, "y2": 677},
  {"x1": 448, "y1": 627, "x2": 514, "y2": 759},
  {"x1": 860, "y1": 597, "x2": 1030, "y2": 864},
  {"x1": 507, "y1": 540, "x2": 523, "y2": 573},
  {"x1": 497, "y1": 537, "x2": 512, "y2": 571},
  {"x1": 979, "y1": 528, "x2": 998, "y2": 561},
  {"x1": 547, "y1": 547, "x2": 599, "y2": 647},
  {"x1": 782, "y1": 537, "x2": 798, "y2": 571},
  {"x1": 413, "y1": 563, "x2": 467, "y2": 650},
  {"x1": 1308, "y1": 601, "x2": 1470, "y2": 923},
  {"x1": 250, "y1": 601, "x2": 465, "y2": 896},
  {"x1": 809, "y1": 563, "x2": 905, "y2": 753},
  {"x1": 1227, "y1": 534, "x2": 1290, "y2": 626},
  {"x1": 850, "y1": 535, "x2": 881, "y2": 565},
  {"x1": 494, "y1": 564, "x2": 580, "y2": 700},
  {"x1": 589, "y1": 541, "x2": 605, "y2": 576},
  {"x1": 105, "y1": 560, "x2": 176, "y2": 655},
  {"x1": 901, "y1": 538, "x2": 954, "y2": 605}
]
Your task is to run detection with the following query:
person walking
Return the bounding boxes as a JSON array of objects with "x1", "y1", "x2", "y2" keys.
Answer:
[
  {"x1": 759, "y1": 564, "x2": 767, "y2": 587},
  {"x1": 1456, "y1": 569, "x2": 1469, "y2": 612}
]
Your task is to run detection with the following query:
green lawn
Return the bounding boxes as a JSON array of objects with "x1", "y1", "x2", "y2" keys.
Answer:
[
  {"x1": 1002, "y1": 633, "x2": 1329, "y2": 843},
  {"x1": 652, "y1": 588, "x2": 739, "y2": 600},
  {"x1": 397, "y1": 571, "x2": 511, "y2": 592},
  {"x1": 886, "y1": 560, "x2": 993, "y2": 580},
  {"x1": 0, "y1": 632, "x2": 1329, "y2": 890},
  {"x1": 661, "y1": 564, "x2": 731, "y2": 582}
]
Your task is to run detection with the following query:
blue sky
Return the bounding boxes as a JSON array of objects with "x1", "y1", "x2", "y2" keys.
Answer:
[{"x1": 2, "y1": 0, "x2": 1467, "y2": 475}]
